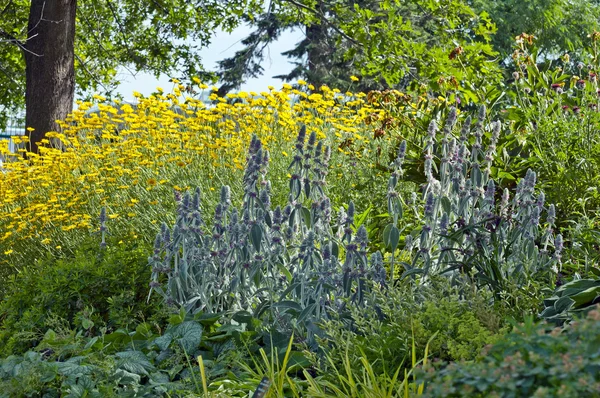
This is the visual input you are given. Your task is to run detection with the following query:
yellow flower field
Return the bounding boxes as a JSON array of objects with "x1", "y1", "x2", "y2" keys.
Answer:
[{"x1": 0, "y1": 82, "x2": 433, "y2": 270}]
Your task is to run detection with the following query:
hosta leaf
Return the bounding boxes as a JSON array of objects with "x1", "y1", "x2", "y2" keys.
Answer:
[
  {"x1": 571, "y1": 286, "x2": 600, "y2": 308},
  {"x1": 553, "y1": 296, "x2": 575, "y2": 313},
  {"x1": 112, "y1": 368, "x2": 142, "y2": 385}
]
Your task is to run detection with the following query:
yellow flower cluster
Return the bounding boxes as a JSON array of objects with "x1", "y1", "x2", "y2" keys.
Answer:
[{"x1": 0, "y1": 83, "x2": 402, "y2": 265}]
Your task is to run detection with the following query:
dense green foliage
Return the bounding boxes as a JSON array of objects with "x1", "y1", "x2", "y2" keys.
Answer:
[
  {"x1": 422, "y1": 310, "x2": 600, "y2": 397},
  {"x1": 0, "y1": 237, "x2": 164, "y2": 356},
  {"x1": 3, "y1": 1, "x2": 600, "y2": 396}
]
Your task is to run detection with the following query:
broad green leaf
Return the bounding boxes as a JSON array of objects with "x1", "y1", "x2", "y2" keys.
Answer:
[{"x1": 175, "y1": 321, "x2": 203, "y2": 353}]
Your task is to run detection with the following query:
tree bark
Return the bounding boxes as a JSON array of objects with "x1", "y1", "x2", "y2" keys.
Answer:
[{"x1": 24, "y1": 0, "x2": 77, "y2": 154}]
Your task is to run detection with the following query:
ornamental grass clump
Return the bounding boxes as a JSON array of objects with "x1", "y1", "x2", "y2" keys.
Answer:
[
  {"x1": 148, "y1": 126, "x2": 386, "y2": 340},
  {"x1": 395, "y1": 106, "x2": 562, "y2": 296}
]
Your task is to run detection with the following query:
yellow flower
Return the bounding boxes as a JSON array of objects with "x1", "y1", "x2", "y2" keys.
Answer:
[
  {"x1": 297, "y1": 80, "x2": 307, "y2": 85},
  {"x1": 350, "y1": 75, "x2": 360, "y2": 82},
  {"x1": 3, "y1": 250, "x2": 13, "y2": 255}
]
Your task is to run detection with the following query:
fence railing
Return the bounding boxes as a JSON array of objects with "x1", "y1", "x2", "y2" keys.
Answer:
[{"x1": 0, "y1": 114, "x2": 25, "y2": 165}]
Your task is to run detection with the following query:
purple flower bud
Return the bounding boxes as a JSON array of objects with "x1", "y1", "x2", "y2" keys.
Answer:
[
  {"x1": 537, "y1": 192, "x2": 545, "y2": 209},
  {"x1": 525, "y1": 169, "x2": 537, "y2": 189},
  {"x1": 182, "y1": 192, "x2": 191, "y2": 209},
  {"x1": 347, "y1": 201, "x2": 355, "y2": 221},
  {"x1": 478, "y1": 104, "x2": 486, "y2": 122},
  {"x1": 427, "y1": 120, "x2": 437, "y2": 138},
  {"x1": 531, "y1": 206, "x2": 540, "y2": 226},
  {"x1": 397, "y1": 140, "x2": 407, "y2": 163},
  {"x1": 273, "y1": 206, "x2": 282, "y2": 225},
  {"x1": 491, "y1": 121, "x2": 501, "y2": 143},
  {"x1": 446, "y1": 107, "x2": 457, "y2": 130},
  {"x1": 555, "y1": 234, "x2": 563, "y2": 252},
  {"x1": 424, "y1": 157, "x2": 432, "y2": 179},
  {"x1": 296, "y1": 125, "x2": 306, "y2": 150},
  {"x1": 424, "y1": 192, "x2": 435, "y2": 217},
  {"x1": 323, "y1": 242, "x2": 331, "y2": 260},
  {"x1": 439, "y1": 212, "x2": 449, "y2": 233},
  {"x1": 460, "y1": 116, "x2": 471, "y2": 142},
  {"x1": 153, "y1": 233, "x2": 162, "y2": 254},
  {"x1": 259, "y1": 188, "x2": 270, "y2": 208},
  {"x1": 355, "y1": 225, "x2": 369, "y2": 248}
]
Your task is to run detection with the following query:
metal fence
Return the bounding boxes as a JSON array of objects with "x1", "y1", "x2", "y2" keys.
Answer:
[{"x1": 0, "y1": 113, "x2": 25, "y2": 165}]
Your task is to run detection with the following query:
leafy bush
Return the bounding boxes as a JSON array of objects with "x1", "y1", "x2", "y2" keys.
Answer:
[
  {"x1": 501, "y1": 38, "x2": 600, "y2": 219},
  {"x1": 0, "y1": 308, "x2": 260, "y2": 397},
  {"x1": 315, "y1": 279, "x2": 509, "y2": 380},
  {"x1": 0, "y1": 236, "x2": 164, "y2": 356},
  {"x1": 422, "y1": 308, "x2": 600, "y2": 397}
]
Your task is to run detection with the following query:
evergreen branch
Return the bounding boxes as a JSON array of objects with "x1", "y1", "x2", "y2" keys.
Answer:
[{"x1": 281, "y1": 0, "x2": 360, "y2": 46}]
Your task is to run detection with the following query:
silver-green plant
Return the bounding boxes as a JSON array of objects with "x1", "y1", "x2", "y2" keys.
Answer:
[
  {"x1": 148, "y1": 126, "x2": 386, "y2": 338},
  {"x1": 397, "y1": 106, "x2": 562, "y2": 295}
]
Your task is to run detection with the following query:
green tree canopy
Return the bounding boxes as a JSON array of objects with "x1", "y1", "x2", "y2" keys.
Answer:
[
  {"x1": 470, "y1": 0, "x2": 600, "y2": 62},
  {"x1": 217, "y1": 0, "x2": 500, "y2": 103},
  {"x1": 0, "y1": 0, "x2": 260, "y2": 152}
]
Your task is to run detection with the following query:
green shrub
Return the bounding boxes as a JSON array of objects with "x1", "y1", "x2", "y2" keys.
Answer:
[
  {"x1": 315, "y1": 279, "x2": 510, "y2": 379},
  {"x1": 500, "y1": 42, "x2": 600, "y2": 220},
  {"x1": 422, "y1": 308, "x2": 600, "y2": 397},
  {"x1": 0, "y1": 236, "x2": 165, "y2": 356}
]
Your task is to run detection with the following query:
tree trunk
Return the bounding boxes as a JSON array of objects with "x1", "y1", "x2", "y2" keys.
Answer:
[{"x1": 24, "y1": 0, "x2": 77, "y2": 154}]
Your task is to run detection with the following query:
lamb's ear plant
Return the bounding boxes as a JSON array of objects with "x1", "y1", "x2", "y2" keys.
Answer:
[
  {"x1": 397, "y1": 106, "x2": 562, "y2": 297},
  {"x1": 148, "y1": 126, "x2": 386, "y2": 341}
]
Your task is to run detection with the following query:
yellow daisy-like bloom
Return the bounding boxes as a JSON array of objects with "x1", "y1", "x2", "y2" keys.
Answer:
[
  {"x1": 350, "y1": 75, "x2": 360, "y2": 82},
  {"x1": 0, "y1": 80, "x2": 431, "y2": 267}
]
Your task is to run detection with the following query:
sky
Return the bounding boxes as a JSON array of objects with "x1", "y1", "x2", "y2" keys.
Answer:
[{"x1": 114, "y1": 26, "x2": 304, "y2": 102}]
